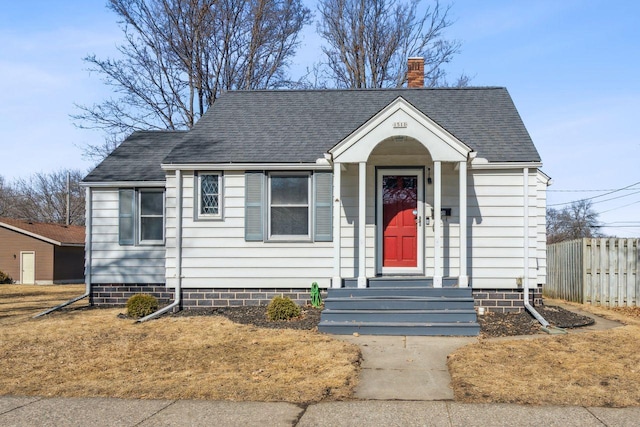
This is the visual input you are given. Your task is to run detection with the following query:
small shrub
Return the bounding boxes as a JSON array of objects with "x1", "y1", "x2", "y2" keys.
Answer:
[
  {"x1": 0, "y1": 270, "x2": 13, "y2": 284},
  {"x1": 267, "y1": 296, "x2": 301, "y2": 321},
  {"x1": 126, "y1": 294, "x2": 159, "y2": 319}
]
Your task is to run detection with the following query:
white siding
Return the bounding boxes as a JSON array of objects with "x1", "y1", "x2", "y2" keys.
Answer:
[
  {"x1": 468, "y1": 169, "x2": 538, "y2": 288},
  {"x1": 160, "y1": 163, "x2": 545, "y2": 291},
  {"x1": 89, "y1": 188, "x2": 166, "y2": 284},
  {"x1": 165, "y1": 171, "x2": 333, "y2": 289}
]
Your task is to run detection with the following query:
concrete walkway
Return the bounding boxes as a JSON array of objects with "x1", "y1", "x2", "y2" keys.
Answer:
[
  {"x1": 338, "y1": 335, "x2": 475, "y2": 400},
  {"x1": 1, "y1": 396, "x2": 639, "y2": 426}
]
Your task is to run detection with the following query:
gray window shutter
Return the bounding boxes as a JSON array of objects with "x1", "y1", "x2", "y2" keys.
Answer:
[
  {"x1": 245, "y1": 172, "x2": 264, "y2": 241},
  {"x1": 119, "y1": 189, "x2": 135, "y2": 246},
  {"x1": 314, "y1": 172, "x2": 333, "y2": 241}
]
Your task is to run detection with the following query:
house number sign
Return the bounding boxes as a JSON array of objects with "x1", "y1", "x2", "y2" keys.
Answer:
[{"x1": 393, "y1": 122, "x2": 407, "y2": 128}]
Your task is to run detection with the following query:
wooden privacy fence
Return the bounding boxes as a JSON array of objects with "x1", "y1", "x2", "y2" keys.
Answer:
[{"x1": 546, "y1": 238, "x2": 640, "y2": 307}]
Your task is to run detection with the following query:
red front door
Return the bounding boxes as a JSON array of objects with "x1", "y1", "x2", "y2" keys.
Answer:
[{"x1": 382, "y1": 175, "x2": 418, "y2": 267}]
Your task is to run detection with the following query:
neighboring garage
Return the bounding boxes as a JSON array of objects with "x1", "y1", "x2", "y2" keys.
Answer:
[{"x1": 0, "y1": 218, "x2": 85, "y2": 284}]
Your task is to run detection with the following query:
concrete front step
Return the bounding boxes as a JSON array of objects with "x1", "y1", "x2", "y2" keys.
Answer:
[
  {"x1": 325, "y1": 297, "x2": 473, "y2": 310},
  {"x1": 318, "y1": 321, "x2": 480, "y2": 336},
  {"x1": 321, "y1": 309, "x2": 477, "y2": 323},
  {"x1": 344, "y1": 277, "x2": 460, "y2": 288},
  {"x1": 328, "y1": 287, "x2": 472, "y2": 298},
  {"x1": 319, "y1": 286, "x2": 479, "y2": 336}
]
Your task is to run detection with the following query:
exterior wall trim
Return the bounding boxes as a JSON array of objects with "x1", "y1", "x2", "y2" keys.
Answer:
[
  {"x1": 162, "y1": 163, "x2": 332, "y2": 171},
  {"x1": 470, "y1": 161, "x2": 543, "y2": 170},
  {"x1": 81, "y1": 181, "x2": 166, "y2": 188}
]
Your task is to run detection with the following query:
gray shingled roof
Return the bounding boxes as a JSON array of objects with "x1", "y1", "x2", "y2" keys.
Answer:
[
  {"x1": 163, "y1": 88, "x2": 540, "y2": 164},
  {"x1": 84, "y1": 130, "x2": 185, "y2": 182}
]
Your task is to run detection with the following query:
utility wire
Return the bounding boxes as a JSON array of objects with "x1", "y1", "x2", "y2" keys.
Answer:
[
  {"x1": 598, "y1": 199, "x2": 640, "y2": 214},
  {"x1": 549, "y1": 187, "x2": 640, "y2": 192},
  {"x1": 590, "y1": 190, "x2": 640, "y2": 205},
  {"x1": 548, "y1": 180, "x2": 640, "y2": 207}
]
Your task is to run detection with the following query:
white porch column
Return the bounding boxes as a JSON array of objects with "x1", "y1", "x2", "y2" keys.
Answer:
[
  {"x1": 433, "y1": 161, "x2": 443, "y2": 288},
  {"x1": 458, "y1": 161, "x2": 469, "y2": 287},
  {"x1": 357, "y1": 162, "x2": 367, "y2": 288},
  {"x1": 332, "y1": 162, "x2": 342, "y2": 288}
]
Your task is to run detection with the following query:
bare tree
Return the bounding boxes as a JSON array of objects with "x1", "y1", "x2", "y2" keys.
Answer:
[
  {"x1": 0, "y1": 176, "x2": 16, "y2": 218},
  {"x1": 316, "y1": 0, "x2": 465, "y2": 88},
  {"x1": 74, "y1": 0, "x2": 311, "y2": 160},
  {"x1": 547, "y1": 200, "x2": 602, "y2": 244},
  {"x1": 5, "y1": 170, "x2": 86, "y2": 226}
]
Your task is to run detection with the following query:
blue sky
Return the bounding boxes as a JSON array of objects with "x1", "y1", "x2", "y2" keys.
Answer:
[{"x1": 1, "y1": 0, "x2": 639, "y2": 235}]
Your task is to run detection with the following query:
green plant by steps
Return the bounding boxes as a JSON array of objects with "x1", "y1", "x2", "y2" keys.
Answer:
[
  {"x1": 126, "y1": 294, "x2": 159, "y2": 319},
  {"x1": 0, "y1": 270, "x2": 13, "y2": 284},
  {"x1": 266, "y1": 296, "x2": 301, "y2": 321},
  {"x1": 310, "y1": 282, "x2": 322, "y2": 308}
]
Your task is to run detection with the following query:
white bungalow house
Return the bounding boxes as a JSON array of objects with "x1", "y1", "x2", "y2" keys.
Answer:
[{"x1": 82, "y1": 63, "x2": 549, "y2": 335}]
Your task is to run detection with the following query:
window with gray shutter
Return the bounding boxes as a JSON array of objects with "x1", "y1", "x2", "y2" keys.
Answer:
[
  {"x1": 245, "y1": 172, "x2": 264, "y2": 241},
  {"x1": 119, "y1": 189, "x2": 135, "y2": 245},
  {"x1": 314, "y1": 172, "x2": 333, "y2": 241},
  {"x1": 269, "y1": 173, "x2": 310, "y2": 238}
]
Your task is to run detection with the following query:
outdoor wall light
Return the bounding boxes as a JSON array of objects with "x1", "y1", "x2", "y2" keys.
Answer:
[{"x1": 427, "y1": 168, "x2": 432, "y2": 185}]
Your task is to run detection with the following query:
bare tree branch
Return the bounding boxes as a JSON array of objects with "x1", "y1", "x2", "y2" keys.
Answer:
[
  {"x1": 547, "y1": 200, "x2": 603, "y2": 244},
  {"x1": 0, "y1": 170, "x2": 86, "y2": 225},
  {"x1": 316, "y1": 0, "x2": 467, "y2": 88},
  {"x1": 73, "y1": 0, "x2": 311, "y2": 161}
]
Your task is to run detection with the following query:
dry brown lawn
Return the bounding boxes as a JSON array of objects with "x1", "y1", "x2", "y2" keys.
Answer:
[
  {"x1": 0, "y1": 284, "x2": 87, "y2": 323},
  {"x1": 448, "y1": 300, "x2": 640, "y2": 407},
  {"x1": 0, "y1": 285, "x2": 360, "y2": 403}
]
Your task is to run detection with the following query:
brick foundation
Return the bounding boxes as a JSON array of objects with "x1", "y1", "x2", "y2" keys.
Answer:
[
  {"x1": 91, "y1": 284, "x2": 320, "y2": 309},
  {"x1": 92, "y1": 283, "x2": 543, "y2": 314},
  {"x1": 472, "y1": 286, "x2": 544, "y2": 313}
]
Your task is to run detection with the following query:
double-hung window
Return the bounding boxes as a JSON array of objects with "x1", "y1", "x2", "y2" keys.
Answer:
[
  {"x1": 197, "y1": 173, "x2": 222, "y2": 219},
  {"x1": 139, "y1": 190, "x2": 164, "y2": 244},
  {"x1": 244, "y1": 171, "x2": 332, "y2": 242},
  {"x1": 118, "y1": 189, "x2": 165, "y2": 246},
  {"x1": 268, "y1": 173, "x2": 311, "y2": 239}
]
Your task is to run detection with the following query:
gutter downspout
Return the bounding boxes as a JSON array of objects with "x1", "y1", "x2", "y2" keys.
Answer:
[
  {"x1": 34, "y1": 187, "x2": 93, "y2": 318},
  {"x1": 523, "y1": 168, "x2": 565, "y2": 334},
  {"x1": 138, "y1": 169, "x2": 182, "y2": 322}
]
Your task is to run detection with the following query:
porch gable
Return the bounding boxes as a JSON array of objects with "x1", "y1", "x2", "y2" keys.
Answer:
[{"x1": 329, "y1": 96, "x2": 472, "y2": 164}]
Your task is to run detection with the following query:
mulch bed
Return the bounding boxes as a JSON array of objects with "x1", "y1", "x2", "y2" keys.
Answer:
[
  {"x1": 172, "y1": 305, "x2": 323, "y2": 330},
  {"x1": 476, "y1": 305, "x2": 594, "y2": 337},
  {"x1": 172, "y1": 304, "x2": 595, "y2": 338}
]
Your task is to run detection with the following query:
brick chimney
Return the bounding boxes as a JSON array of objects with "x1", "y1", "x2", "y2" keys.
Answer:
[{"x1": 407, "y1": 57, "x2": 424, "y2": 88}]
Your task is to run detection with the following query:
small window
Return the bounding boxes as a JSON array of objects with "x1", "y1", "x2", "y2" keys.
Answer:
[
  {"x1": 119, "y1": 189, "x2": 135, "y2": 246},
  {"x1": 138, "y1": 190, "x2": 164, "y2": 244},
  {"x1": 197, "y1": 173, "x2": 222, "y2": 218},
  {"x1": 269, "y1": 173, "x2": 310, "y2": 239}
]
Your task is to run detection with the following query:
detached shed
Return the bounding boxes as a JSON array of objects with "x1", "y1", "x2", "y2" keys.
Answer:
[{"x1": 0, "y1": 218, "x2": 85, "y2": 284}]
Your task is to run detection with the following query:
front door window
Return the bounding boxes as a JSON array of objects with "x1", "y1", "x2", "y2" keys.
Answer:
[{"x1": 382, "y1": 175, "x2": 418, "y2": 267}]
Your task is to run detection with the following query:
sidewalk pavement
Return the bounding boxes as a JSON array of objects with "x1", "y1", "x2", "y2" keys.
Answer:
[{"x1": 2, "y1": 396, "x2": 639, "y2": 426}]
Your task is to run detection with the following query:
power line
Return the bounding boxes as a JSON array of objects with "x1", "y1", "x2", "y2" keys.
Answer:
[
  {"x1": 547, "y1": 180, "x2": 640, "y2": 207},
  {"x1": 549, "y1": 187, "x2": 640, "y2": 192},
  {"x1": 605, "y1": 221, "x2": 640, "y2": 225},
  {"x1": 598, "y1": 199, "x2": 640, "y2": 214},
  {"x1": 591, "y1": 189, "x2": 640, "y2": 205}
]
